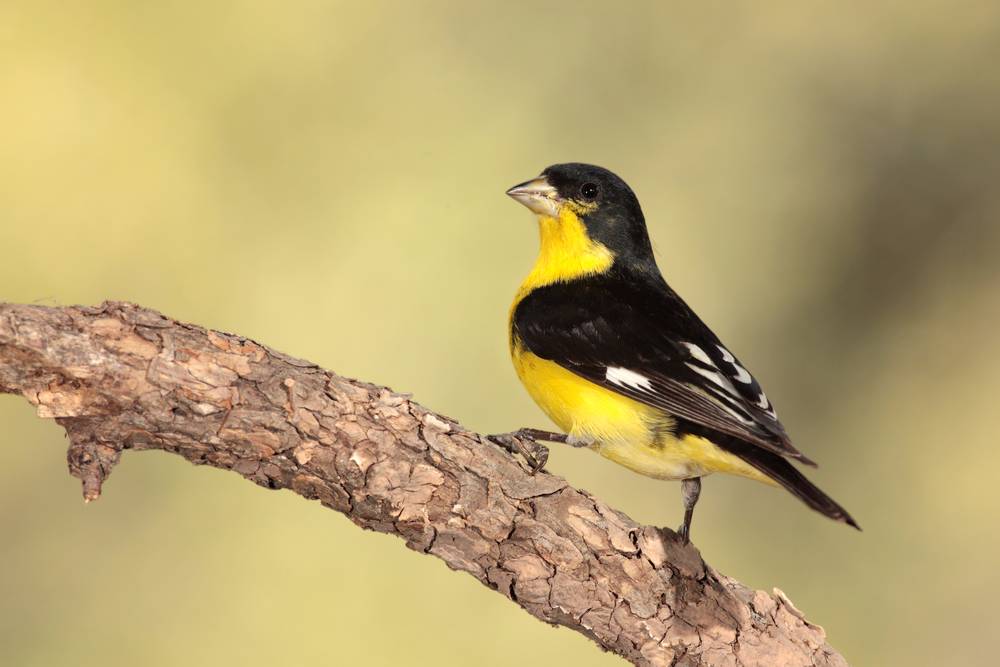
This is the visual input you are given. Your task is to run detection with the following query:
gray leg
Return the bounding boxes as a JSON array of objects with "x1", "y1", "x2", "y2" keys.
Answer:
[
  {"x1": 509, "y1": 428, "x2": 568, "y2": 443},
  {"x1": 678, "y1": 477, "x2": 702, "y2": 544}
]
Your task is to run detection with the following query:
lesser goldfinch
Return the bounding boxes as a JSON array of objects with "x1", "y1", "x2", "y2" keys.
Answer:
[{"x1": 494, "y1": 163, "x2": 857, "y2": 542}]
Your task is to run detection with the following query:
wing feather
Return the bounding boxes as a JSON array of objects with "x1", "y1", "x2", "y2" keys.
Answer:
[{"x1": 513, "y1": 270, "x2": 814, "y2": 465}]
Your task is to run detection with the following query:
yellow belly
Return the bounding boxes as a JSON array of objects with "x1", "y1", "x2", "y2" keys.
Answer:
[{"x1": 511, "y1": 346, "x2": 773, "y2": 483}]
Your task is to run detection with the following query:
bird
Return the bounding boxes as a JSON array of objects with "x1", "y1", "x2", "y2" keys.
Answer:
[{"x1": 492, "y1": 162, "x2": 858, "y2": 543}]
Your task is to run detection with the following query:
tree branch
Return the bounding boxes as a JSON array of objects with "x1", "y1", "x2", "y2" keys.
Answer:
[{"x1": 0, "y1": 301, "x2": 847, "y2": 667}]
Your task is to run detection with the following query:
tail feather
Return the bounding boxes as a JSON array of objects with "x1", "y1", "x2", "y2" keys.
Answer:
[{"x1": 716, "y1": 437, "x2": 860, "y2": 529}]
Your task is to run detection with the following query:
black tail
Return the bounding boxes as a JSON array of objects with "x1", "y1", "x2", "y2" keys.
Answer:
[{"x1": 715, "y1": 436, "x2": 860, "y2": 529}]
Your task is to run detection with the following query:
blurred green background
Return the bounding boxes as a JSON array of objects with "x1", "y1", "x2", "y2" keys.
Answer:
[{"x1": 2, "y1": 2, "x2": 999, "y2": 665}]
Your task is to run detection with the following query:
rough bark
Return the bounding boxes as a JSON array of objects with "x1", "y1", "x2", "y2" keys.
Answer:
[{"x1": 0, "y1": 301, "x2": 847, "y2": 667}]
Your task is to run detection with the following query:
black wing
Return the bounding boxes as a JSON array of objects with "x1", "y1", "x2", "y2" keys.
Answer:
[{"x1": 512, "y1": 269, "x2": 814, "y2": 465}]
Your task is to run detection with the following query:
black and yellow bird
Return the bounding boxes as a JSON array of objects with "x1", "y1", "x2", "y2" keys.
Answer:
[{"x1": 496, "y1": 163, "x2": 857, "y2": 542}]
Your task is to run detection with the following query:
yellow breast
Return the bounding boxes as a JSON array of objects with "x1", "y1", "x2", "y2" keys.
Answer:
[{"x1": 511, "y1": 346, "x2": 660, "y2": 446}]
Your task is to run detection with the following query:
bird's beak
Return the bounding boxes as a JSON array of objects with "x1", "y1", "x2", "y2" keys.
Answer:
[{"x1": 506, "y1": 176, "x2": 561, "y2": 217}]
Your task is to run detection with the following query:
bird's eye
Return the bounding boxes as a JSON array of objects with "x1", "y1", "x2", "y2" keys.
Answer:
[{"x1": 580, "y1": 182, "x2": 599, "y2": 201}]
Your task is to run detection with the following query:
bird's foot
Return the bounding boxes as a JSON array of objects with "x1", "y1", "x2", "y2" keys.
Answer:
[{"x1": 486, "y1": 428, "x2": 564, "y2": 474}]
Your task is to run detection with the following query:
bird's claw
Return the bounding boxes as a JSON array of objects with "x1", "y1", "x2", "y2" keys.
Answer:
[{"x1": 487, "y1": 431, "x2": 550, "y2": 474}]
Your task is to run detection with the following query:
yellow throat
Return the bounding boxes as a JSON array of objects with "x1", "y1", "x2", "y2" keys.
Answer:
[{"x1": 513, "y1": 206, "x2": 613, "y2": 305}]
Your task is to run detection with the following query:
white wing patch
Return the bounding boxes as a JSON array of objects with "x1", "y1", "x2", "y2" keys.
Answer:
[
  {"x1": 682, "y1": 342, "x2": 713, "y2": 366},
  {"x1": 606, "y1": 366, "x2": 653, "y2": 391},
  {"x1": 753, "y1": 389, "x2": 777, "y2": 418},
  {"x1": 685, "y1": 363, "x2": 738, "y2": 394},
  {"x1": 605, "y1": 364, "x2": 762, "y2": 427},
  {"x1": 682, "y1": 343, "x2": 742, "y2": 395},
  {"x1": 717, "y1": 345, "x2": 753, "y2": 384},
  {"x1": 684, "y1": 341, "x2": 780, "y2": 421}
]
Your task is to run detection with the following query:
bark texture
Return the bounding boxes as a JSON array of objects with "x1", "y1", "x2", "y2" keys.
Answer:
[{"x1": 0, "y1": 301, "x2": 848, "y2": 667}]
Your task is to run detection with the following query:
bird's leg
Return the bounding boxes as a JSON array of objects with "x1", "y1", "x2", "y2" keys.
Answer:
[
  {"x1": 678, "y1": 477, "x2": 702, "y2": 544},
  {"x1": 487, "y1": 428, "x2": 588, "y2": 474},
  {"x1": 510, "y1": 428, "x2": 569, "y2": 443}
]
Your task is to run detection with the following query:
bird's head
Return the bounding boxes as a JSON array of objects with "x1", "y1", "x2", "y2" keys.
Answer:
[{"x1": 506, "y1": 163, "x2": 654, "y2": 269}]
